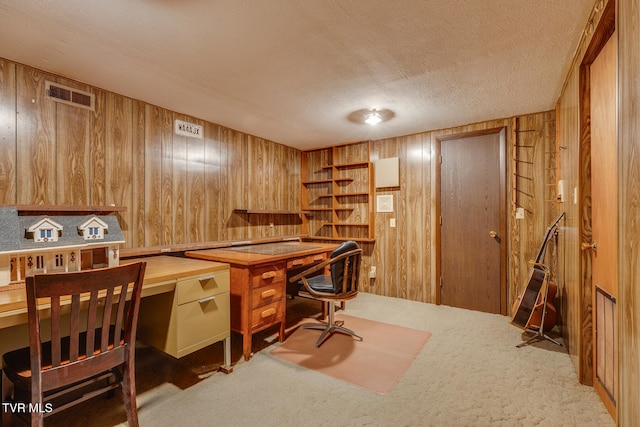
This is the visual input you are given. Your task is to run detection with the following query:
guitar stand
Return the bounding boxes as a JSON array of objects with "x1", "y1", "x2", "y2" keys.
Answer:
[
  {"x1": 516, "y1": 262, "x2": 563, "y2": 349},
  {"x1": 516, "y1": 329, "x2": 563, "y2": 348}
]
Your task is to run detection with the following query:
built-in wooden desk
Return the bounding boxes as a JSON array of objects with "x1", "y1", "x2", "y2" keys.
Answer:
[
  {"x1": 0, "y1": 255, "x2": 232, "y2": 372},
  {"x1": 186, "y1": 241, "x2": 337, "y2": 361}
]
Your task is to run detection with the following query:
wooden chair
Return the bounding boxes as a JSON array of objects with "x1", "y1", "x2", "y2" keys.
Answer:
[
  {"x1": 289, "y1": 241, "x2": 363, "y2": 347},
  {"x1": 1, "y1": 262, "x2": 146, "y2": 427}
]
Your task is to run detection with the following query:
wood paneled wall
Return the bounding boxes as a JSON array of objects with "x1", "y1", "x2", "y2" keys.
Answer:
[
  {"x1": 557, "y1": 0, "x2": 640, "y2": 423},
  {"x1": 3, "y1": 4, "x2": 637, "y2": 417},
  {"x1": 2, "y1": 56, "x2": 556, "y2": 313},
  {"x1": 617, "y1": 1, "x2": 639, "y2": 424},
  {"x1": 556, "y1": 0, "x2": 616, "y2": 388},
  {"x1": 304, "y1": 113, "x2": 557, "y2": 310},
  {"x1": 557, "y1": 37, "x2": 589, "y2": 385},
  {"x1": 0, "y1": 59, "x2": 301, "y2": 248}
]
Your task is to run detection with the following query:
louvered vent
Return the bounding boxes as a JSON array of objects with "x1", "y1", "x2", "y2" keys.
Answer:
[{"x1": 45, "y1": 80, "x2": 95, "y2": 111}]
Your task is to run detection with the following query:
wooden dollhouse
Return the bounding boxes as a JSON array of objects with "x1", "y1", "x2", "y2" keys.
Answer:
[{"x1": 0, "y1": 207, "x2": 125, "y2": 286}]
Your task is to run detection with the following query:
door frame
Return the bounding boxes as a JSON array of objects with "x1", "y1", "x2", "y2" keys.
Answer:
[{"x1": 434, "y1": 127, "x2": 508, "y2": 315}]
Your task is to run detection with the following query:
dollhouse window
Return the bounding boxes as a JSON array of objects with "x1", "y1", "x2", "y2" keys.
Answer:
[
  {"x1": 28, "y1": 218, "x2": 63, "y2": 242},
  {"x1": 54, "y1": 253, "x2": 64, "y2": 268},
  {"x1": 78, "y1": 216, "x2": 108, "y2": 240},
  {"x1": 36, "y1": 256, "x2": 44, "y2": 270}
]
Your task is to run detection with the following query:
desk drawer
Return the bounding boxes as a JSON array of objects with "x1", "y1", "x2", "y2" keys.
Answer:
[
  {"x1": 250, "y1": 264, "x2": 285, "y2": 288},
  {"x1": 251, "y1": 284, "x2": 284, "y2": 309},
  {"x1": 176, "y1": 291, "x2": 230, "y2": 357},
  {"x1": 177, "y1": 271, "x2": 230, "y2": 305},
  {"x1": 250, "y1": 300, "x2": 284, "y2": 330},
  {"x1": 286, "y1": 253, "x2": 327, "y2": 270}
]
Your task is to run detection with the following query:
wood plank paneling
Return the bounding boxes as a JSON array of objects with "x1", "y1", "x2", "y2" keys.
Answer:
[
  {"x1": 144, "y1": 105, "x2": 168, "y2": 247},
  {"x1": 55, "y1": 77, "x2": 91, "y2": 206},
  {"x1": 160, "y1": 108, "x2": 174, "y2": 246},
  {"x1": 105, "y1": 93, "x2": 134, "y2": 246},
  {"x1": 0, "y1": 60, "x2": 16, "y2": 204},
  {"x1": 6, "y1": 54, "x2": 638, "y2": 422},
  {"x1": 618, "y1": 0, "x2": 640, "y2": 424},
  {"x1": 244, "y1": 136, "x2": 302, "y2": 238},
  {"x1": 557, "y1": 61, "x2": 584, "y2": 378},
  {"x1": 554, "y1": 2, "x2": 640, "y2": 422},
  {"x1": 4, "y1": 60, "x2": 554, "y2": 311},
  {"x1": 223, "y1": 127, "x2": 247, "y2": 241},
  {"x1": 15, "y1": 67, "x2": 57, "y2": 205},
  {"x1": 370, "y1": 137, "x2": 401, "y2": 298},
  {"x1": 556, "y1": 0, "x2": 615, "y2": 390},
  {"x1": 186, "y1": 117, "x2": 205, "y2": 244},
  {"x1": 203, "y1": 121, "x2": 222, "y2": 242},
  {"x1": 172, "y1": 115, "x2": 188, "y2": 245},
  {"x1": 91, "y1": 87, "x2": 106, "y2": 206},
  {"x1": 131, "y1": 100, "x2": 146, "y2": 248},
  {"x1": 3, "y1": 60, "x2": 302, "y2": 250}
]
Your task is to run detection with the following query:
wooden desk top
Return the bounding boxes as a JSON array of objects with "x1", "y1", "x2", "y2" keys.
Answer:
[
  {"x1": 185, "y1": 242, "x2": 338, "y2": 266},
  {"x1": 0, "y1": 256, "x2": 228, "y2": 329},
  {"x1": 120, "y1": 255, "x2": 228, "y2": 284}
]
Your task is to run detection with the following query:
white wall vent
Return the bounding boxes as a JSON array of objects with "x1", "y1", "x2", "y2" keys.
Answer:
[{"x1": 45, "y1": 80, "x2": 95, "y2": 111}]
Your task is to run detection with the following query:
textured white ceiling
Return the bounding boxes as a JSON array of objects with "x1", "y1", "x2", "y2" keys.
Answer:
[{"x1": 0, "y1": 0, "x2": 594, "y2": 150}]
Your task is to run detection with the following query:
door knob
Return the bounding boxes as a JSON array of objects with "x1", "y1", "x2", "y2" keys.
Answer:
[
  {"x1": 489, "y1": 230, "x2": 497, "y2": 238},
  {"x1": 581, "y1": 242, "x2": 597, "y2": 252}
]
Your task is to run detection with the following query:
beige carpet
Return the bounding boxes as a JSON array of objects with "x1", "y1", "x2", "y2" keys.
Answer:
[
  {"x1": 270, "y1": 314, "x2": 431, "y2": 395},
  {"x1": 13, "y1": 292, "x2": 613, "y2": 427}
]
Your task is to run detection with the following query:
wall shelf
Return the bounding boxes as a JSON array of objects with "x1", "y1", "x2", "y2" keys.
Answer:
[
  {"x1": 321, "y1": 161, "x2": 369, "y2": 169},
  {"x1": 233, "y1": 209, "x2": 303, "y2": 216},
  {"x1": 301, "y1": 141, "x2": 374, "y2": 242},
  {"x1": 302, "y1": 179, "x2": 332, "y2": 185},
  {"x1": 1, "y1": 204, "x2": 127, "y2": 215},
  {"x1": 335, "y1": 192, "x2": 369, "y2": 197},
  {"x1": 303, "y1": 236, "x2": 376, "y2": 243}
]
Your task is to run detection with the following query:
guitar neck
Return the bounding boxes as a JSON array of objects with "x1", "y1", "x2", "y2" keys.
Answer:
[{"x1": 533, "y1": 212, "x2": 565, "y2": 265}]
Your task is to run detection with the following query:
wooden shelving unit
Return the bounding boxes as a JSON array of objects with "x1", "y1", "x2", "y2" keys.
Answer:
[{"x1": 301, "y1": 141, "x2": 375, "y2": 242}]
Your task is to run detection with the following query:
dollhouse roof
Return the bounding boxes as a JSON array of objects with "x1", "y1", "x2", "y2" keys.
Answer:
[{"x1": 0, "y1": 207, "x2": 125, "y2": 254}]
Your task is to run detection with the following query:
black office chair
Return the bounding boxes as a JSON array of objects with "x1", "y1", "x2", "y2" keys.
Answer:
[{"x1": 288, "y1": 241, "x2": 363, "y2": 347}]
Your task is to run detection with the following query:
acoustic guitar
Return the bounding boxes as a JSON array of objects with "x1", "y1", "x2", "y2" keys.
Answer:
[
  {"x1": 527, "y1": 279, "x2": 557, "y2": 332},
  {"x1": 510, "y1": 212, "x2": 564, "y2": 331}
]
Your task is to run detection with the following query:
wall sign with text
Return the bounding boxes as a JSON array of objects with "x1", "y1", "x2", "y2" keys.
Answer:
[{"x1": 174, "y1": 119, "x2": 203, "y2": 139}]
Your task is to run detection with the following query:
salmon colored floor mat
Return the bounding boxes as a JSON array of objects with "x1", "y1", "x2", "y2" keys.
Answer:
[{"x1": 270, "y1": 314, "x2": 431, "y2": 395}]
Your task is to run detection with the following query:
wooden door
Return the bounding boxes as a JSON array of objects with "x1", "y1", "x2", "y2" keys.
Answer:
[
  {"x1": 438, "y1": 129, "x2": 506, "y2": 314},
  {"x1": 589, "y1": 31, "x2": 617, "y2": 421}
]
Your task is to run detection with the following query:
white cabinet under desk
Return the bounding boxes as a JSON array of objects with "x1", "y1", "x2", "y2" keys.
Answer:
[{"x1": 121, "y1": 256, "x2": 232, "y2": 373}]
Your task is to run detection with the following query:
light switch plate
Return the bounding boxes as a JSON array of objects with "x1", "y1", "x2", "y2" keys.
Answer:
[
  {"x1": 516, "y1": 207, "x2": 525, "y2": 219},
  {"x1": 390, "y1": 218, "x2": 396, "y2": 228}
]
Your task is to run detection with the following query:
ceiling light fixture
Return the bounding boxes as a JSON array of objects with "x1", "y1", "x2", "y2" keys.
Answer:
[
  {"x1": 364, "y1": 110, "x2": 382, "y2": 125},
  {"x1": 348, "y1": 108, "x2": 394, "y2": 126}
]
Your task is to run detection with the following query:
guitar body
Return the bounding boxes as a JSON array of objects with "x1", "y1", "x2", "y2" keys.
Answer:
[
  {"x1": 511, "y1": 265, "x2": 547, "y2": 329},
  {"x1": 527, "y1": 280, "x2": 557, "y2": 332},
  {"x1": 510, "y1": 212, "x2": 564, "y2": 334}
]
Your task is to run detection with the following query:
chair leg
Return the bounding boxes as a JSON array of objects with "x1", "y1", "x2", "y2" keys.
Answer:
[
  {"x1": 31, "y1": 407, "x2": 44, "y2": 427},
  {"x1": 0, "y1": 369, "x2": 6, "y2": 427},
  {"x1": 302, "y1": 301, "x2": 363, "y2": 347},
  {"x1": 121, "y1": 361, "x2": 139, "y2": 427}
]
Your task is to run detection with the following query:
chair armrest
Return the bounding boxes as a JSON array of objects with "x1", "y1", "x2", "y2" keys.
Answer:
[
  {"x1": 287, "y1": 249, "x2": 362, "y2": 283},
  {"x1": 288, "y1": 258, "x2": 332, "y2": 283}
]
